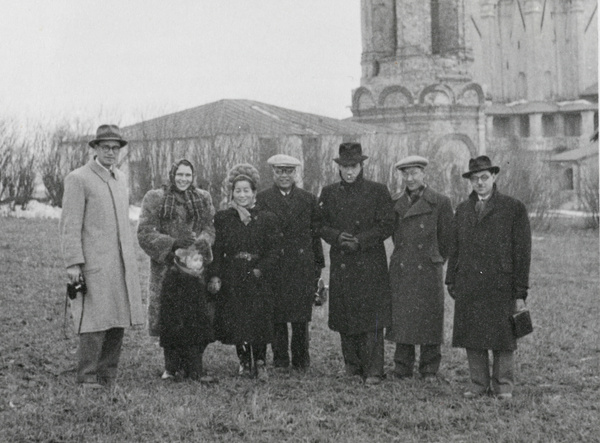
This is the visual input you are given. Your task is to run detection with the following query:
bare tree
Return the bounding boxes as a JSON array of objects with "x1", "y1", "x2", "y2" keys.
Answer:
[
  {"x1": 0, "y1": 119, "x2": 38, "y2": 210},
  {"x1": 38, "y1": 120, "x2": 91, "y2": 207}
]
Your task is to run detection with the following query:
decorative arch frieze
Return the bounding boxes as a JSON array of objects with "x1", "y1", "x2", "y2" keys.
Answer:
[
  {"x1": 457, "y1": 83, "x2": 485, "y2": 105},
  {"x1": 352, "y1": 87, "x2": 376, "y2": 111},
  {"x1": 378, "y1": 85, "x2": 414, "y2": 107},
  {"x1": 418, "y1": 83, "x2": 455, "y2": 105}
]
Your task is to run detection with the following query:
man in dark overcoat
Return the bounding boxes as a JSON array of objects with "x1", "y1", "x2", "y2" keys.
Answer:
[
  {"x1": 319, "y1": 142, "x2": 394, "y2": 385},
  {"x1": 446, "y1": 155, "x2": 531, "y2": 400},
  {"x1": 387, "y1": 155, "x2": 453, "y2": 380},
  {"x1": 256, "y1": 154, "x2": 325, "y2": 371}
]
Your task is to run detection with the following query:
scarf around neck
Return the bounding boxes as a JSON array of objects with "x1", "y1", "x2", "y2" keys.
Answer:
[
  {"x1": 230, "y1": 200, "x2": 254, "y2": 225},
  {"x1": 161, "y1": 159, "x2": 203, "y2": 222}
]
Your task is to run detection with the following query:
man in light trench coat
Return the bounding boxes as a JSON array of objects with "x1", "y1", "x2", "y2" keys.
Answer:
[
  {"x1": 256, "y1": 154, "x2": 324, "y2": 371},
  {"x1": 60, "y1": 124, "x2": 144, "y2": 388},
  {"x1": 387, "y1": 155, "x2": 454, "y2": 380},
  {"x1": 446, "y1": 155, "x2": 531, "y2": 400}
]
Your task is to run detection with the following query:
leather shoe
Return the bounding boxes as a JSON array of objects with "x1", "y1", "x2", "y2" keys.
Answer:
[
  {"x1": 463, "y1": 390, "x2": 486, "y2": 399},
  {"x1": 365, "y1": 376, "x2": 382, "y2": 385}
]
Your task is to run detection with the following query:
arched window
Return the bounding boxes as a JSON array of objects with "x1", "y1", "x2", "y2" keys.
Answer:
[
  {"x1": 430, "y1": 0, "x2": 459, "y2": 55},
  {"x1": 563, "y1": 168, "x2": 574, "y2": 191}
]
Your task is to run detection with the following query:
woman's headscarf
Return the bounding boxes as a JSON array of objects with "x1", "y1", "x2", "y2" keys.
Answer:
[{"x1": 161, "y1": 159, "x2": 204, "y2": 221}]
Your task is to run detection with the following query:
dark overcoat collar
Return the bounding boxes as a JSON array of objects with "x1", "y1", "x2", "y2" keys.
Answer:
[
  {"x1": 468, "y1": 185, "x2": 498, "y2": 223},
  {"x1": 266, "y1": 184, "x2": 304, "y2": 220},
  {"x1": 395, "y1": 186, "x2": 435, "y2": 219}
]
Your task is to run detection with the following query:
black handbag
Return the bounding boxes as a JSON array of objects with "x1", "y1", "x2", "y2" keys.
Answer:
[{"x1": 511, "y1": 307, "x2": 533, "y2": 338}]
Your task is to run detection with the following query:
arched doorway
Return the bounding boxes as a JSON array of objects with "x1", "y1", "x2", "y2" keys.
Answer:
[{"x1": 427, "y1": 135, "x2": 476, "y2": 206}]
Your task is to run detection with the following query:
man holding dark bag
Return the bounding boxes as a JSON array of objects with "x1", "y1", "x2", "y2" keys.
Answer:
[{"x1": 446, "y1": 156, "x2": 532, "y2": 400}]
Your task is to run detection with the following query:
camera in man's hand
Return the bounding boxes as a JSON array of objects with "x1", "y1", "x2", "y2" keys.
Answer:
[{"x1": 67, "y1": 279, "x2": 87, "y2": 300}]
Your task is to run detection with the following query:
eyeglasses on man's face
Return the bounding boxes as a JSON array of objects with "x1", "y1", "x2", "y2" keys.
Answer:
[
  {"x1": 97, "y1": 144, "x2": 121, "y2": 154},
  {"x1": 469, "y1": 173, "x2": 492, "y2": 183},
  {"x1": 273, "y1": 167, "x2": 296, "y2": 176}
]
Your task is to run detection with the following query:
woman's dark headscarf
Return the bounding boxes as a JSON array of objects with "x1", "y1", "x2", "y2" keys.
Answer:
[{"x1": 161, "y1": 159, "x2": 204, "y2": 221}]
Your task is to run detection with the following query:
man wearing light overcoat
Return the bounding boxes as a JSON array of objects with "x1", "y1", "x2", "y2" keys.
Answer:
[
  {"x1": 256, "y1": 154, "x2": 324, "y2": 370},
  {"x1": 446, "y1": 155, "x2": 531, "y2": 400},
  {"x1": 387, "y1": 155, "x2": 453, "y2": 380},
  {"x1": 60, "y1": 124, "x2": 144, "y2": 388}
]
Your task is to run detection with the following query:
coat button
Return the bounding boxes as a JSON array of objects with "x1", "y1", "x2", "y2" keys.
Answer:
[
  {"x1": 418, "y1": 265, "x2": 423, "y2": 270},
  {"x1": 299, "y1": 248, "x2": 304, "y2": 254},
  {"x1": 400, "y1": 263, "x2": 404, "y2": 268},
  {"x1": 340, "y1": 263, "x2": 346, "y2": 270},
  {"x1": 420, "y1": 223, "x2": 424, "y2": 229},
  {"x1": 417, "y1": 244, "x2": 423, "y2": 249}
]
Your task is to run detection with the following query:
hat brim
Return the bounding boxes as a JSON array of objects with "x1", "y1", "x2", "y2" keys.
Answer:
[
  {"x1": 396, "y1": 163, "x2": 426, "y2": 171},
  {"x1": 334, "y1": 155, "x2": 369, "y2": 166},
  {"x1": 462, "y1": 165, "x2": 500, "y2": 178},
  {"x1": 89, "y1": 138, "x2": 128, "y2": 148}
]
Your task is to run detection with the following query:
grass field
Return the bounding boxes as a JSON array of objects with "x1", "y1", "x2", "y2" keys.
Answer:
[{"x1": 0, "y1": 218, "x2": 598, "y2": 442}]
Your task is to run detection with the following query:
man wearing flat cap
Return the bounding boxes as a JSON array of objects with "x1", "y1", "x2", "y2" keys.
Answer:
[
  {"x1": 446, "y1": 155, "x2": 531, "y2": 400},
  {"x1": 387, "y1": 155, "x2": 453, "y2": 381},
  {"x1": 318, "y1": 142, "x2": 394, "y2": 385},
  {"x1": 256, "y1": 154, "x2": 324, "y2": 371},
  {"x1": 60, "y1": 124, "x2": 144, "y2": 389}
]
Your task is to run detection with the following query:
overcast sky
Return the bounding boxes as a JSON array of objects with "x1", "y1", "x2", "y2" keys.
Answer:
[{"x1": 0, "y1": 0, "x2": 362, "y2": 127}]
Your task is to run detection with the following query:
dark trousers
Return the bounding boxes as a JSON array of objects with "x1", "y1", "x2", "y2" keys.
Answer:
[
  {"x1": 272, "y1": 322, "x2": 310, "y2": 368},
  {"x1": 393, "y1": 343, "x2": 441, "y2": 377},
  {"x1": 236, "y1": 343, "x2": 267, "y2": 368},
  {"x1": 164, "y1": 342, "x2": 209, "y2": 379},
  {"x1": 466, "y1": 348, "x2": 515, "y2": 395},
  {"x1": 77, "y1": 327, "x2": 124, "y2": 384},
  {"x1": 340, "y1": 329, "x2": 384, "y2": 378}
]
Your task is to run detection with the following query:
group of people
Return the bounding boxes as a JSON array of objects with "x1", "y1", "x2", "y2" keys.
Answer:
[{"x1": 60, "y1": 124, "x2": 531, "y2": 400}]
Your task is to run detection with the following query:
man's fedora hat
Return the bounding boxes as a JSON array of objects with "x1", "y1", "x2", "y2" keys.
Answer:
[
  {"x1": 333, "y1": 142, "x2": 369, "y2": 166},
  {"x1": 267, "y1": 154, "x2": 301, "y2": 167},
  {"x1": 395, "y1": 155, "x2": 429, "y2": 171},
  {"x1": 88, "y1": 124, "x2": 128, "y2": 148},
  {"x1": 462, "y1": 155, "x2": 500, "y2": 178}
]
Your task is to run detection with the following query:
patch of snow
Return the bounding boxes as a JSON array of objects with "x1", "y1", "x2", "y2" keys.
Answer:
[{"x1": 1, "y1": 201, "x2": 142, "y2": 221}]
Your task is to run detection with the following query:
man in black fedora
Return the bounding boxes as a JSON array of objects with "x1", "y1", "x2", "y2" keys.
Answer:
[
  {"x1": 318, "y1": 142, "x2": 394, "y2": 385},
  {"x1": 446, "y1": 155, "x2": 531, "y2": 400},
  {"x1": 60, "y1": 124, "x2": 144, "y2": 389}
]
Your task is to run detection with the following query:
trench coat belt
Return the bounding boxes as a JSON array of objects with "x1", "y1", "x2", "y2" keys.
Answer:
[{"x1": 234, "y1": 252, "x2": 259, "y2": 261}]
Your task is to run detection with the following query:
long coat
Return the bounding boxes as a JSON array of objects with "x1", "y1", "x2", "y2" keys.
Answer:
[
  {"x1": 137, "y1": 188, "x2": 216, "y2": 337},
  {"x1": 319, "y1": 174, "x2": 394, "y2": 335},
  {"x1": 59, "y1": 159, "x2": 144, "y2": 333},
  {"x1": 256, "y1": 185, "x2": 325, "y2": 323},
  {"x1": 446, "y1": 188, "x2": 531, "y2": 351},
  {"x1": 209, "y1": 207, "x2": 281, "y2": 345},
  {"x1": 387, "y1": 187, "x2": 454, "y2": 344}
]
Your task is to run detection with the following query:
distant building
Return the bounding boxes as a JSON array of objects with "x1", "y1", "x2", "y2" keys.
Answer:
[
  {"x1": 121, "y1": 99, "x2": 408, "y2": 205},
  {"x1": 352, "y1": 0, "x2": 598, "y2": 208}
]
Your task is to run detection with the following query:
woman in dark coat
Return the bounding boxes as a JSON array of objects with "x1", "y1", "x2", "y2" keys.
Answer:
[
  {"x1": 208, "y1": 164, "x2": 281, "y2": 380},
  {"x1": 137, "y1": 159, "x2": 216, "y2": 382}
]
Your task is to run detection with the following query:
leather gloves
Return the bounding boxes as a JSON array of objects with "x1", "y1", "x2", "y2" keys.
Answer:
[{"x1": 338, "y1": 232, "x2": 360, "y2": 252}]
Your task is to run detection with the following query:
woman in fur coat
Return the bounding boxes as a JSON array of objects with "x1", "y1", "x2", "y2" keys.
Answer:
[{"x1": 137, "y1": 159, "x2": 216, "y2": 382}]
